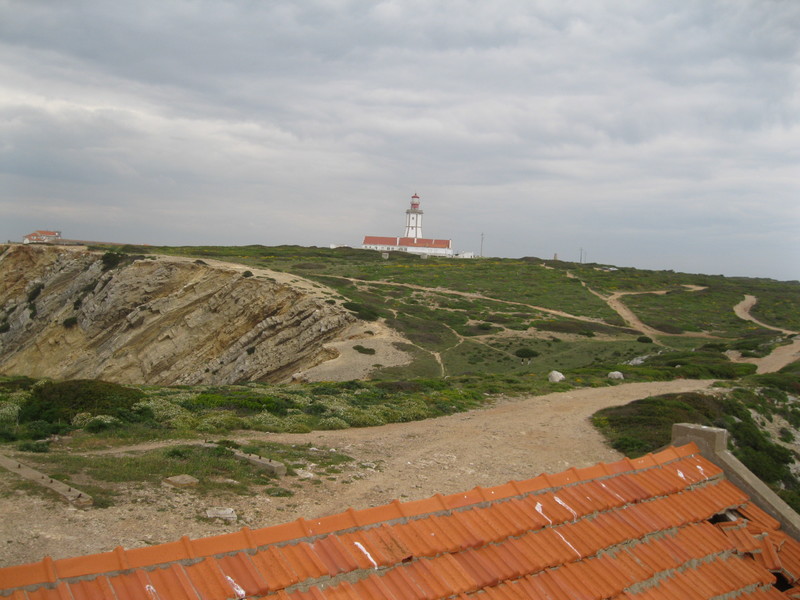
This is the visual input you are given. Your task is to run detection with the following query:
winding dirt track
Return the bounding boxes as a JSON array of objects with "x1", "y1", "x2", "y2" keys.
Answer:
[{"x1": 730, "y1": 295, "x2": 800, "y2": 374}]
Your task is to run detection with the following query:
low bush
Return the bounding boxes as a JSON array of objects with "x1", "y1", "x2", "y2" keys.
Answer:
[
  {"x1": 342, "y1": 301, "x2": 381, "y2": 321},
  {"x1": 27, "y1": 283, "x2": 44, "y2": 303},
  {"x1": 100, "y1": 252, "x2": 123, "y2": 271},
  {"x1": 20, "y1": 380, "x2": 146, "y2": 425},
  {"x1": 17, "y1": 440, "x2": 50, "y2": 453}
]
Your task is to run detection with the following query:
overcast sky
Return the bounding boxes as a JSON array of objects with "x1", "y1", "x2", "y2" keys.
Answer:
[{"x1": 2, "y1": 1, "x2": 798, "y2": 280}]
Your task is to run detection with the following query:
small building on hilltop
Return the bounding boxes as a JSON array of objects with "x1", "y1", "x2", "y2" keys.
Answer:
[
  {"x1": 362, "y1": 193, "x2": 454, "y2": 257},
  {"x1": 22, "y1": 230, "x2": 61, "y2": 244}
]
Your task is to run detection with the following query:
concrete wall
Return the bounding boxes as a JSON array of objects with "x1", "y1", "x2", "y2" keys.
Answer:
[{"x1": 672, "y1": 423, "x2": 800, "y2": 539}]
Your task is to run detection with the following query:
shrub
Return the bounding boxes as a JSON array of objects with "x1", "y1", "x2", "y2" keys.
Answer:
[
  {"x1": 341, "y1": 408, "x2": 386, "y2": 427},
  {"x1": 317, "y1": 417, "x2": 350, "y2": 430},
  {"x1": 242, "y1": 270, "x2": 254, "y2": 278},
  {"x1": 514, "y1": 348, "x2": 540, "y2": 359},
  {"x1": 779, "y1": 428, "x2": 794, "y2": 443},
  {"x1": 246, "y1": 411, "x2": 284, "y2": 432},
  {"x1": 353, "y1": 345, "x2": 376, "y2": 355},
  {"x1": 637, "y1": 336, "x2": 654, "y2": 343},
  {"x1": 0, "y1": 321, "x2": 9, "y2": 333},
  {"x1": 63, "y1": 316, "x2": 78, "y2": 329},
  {"x1": 164, "y1": 446, "x2": 192, "y2": 460},
  {"x1": 101, "y1": 252, "x2": 123, "y2": 271},
  {"x1": 342, "y1": 301, "x2": 381, "y2": 321},
  {"x1": 27, "y1": 283, "x2": 44, "y2": 303},
  {"x1": 85, "y1": 415, "x2": 121, "y2": 432},
  {"x1": 196, "y1": 412, "x2": 244, "y2": 433},
  {"x1": 0, "y1": 402, "x2": 20, "y2": 424},
  {"x1": 23, "y1": 420, "x2": 68, "y2": 440},
  {"x1": 20, "y1": 379, "x2": 145, "y2": 425},
  {"x1": 17, "y1": 440, "x2": 50, "y2": 453},
  {"x1": 282, "y1": 414, "x2": 313, "y2": 433}
]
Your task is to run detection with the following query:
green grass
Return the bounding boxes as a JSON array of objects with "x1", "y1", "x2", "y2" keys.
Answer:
[{"x1": 23, "y1": 445, "x2": 268, "y2": 494}]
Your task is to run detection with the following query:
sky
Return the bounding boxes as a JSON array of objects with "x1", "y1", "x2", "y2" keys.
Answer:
[{"x1": 1, "y1": 1, "x2": 799, "y2": 281}]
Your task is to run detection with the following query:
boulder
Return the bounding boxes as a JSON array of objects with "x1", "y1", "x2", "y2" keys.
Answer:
[
  {"x1": 548, "y1": 370, "x2": 565, "y2": 383},
  {"x1": 608, "y1": 371, "x2": 624, "y2": 380}
]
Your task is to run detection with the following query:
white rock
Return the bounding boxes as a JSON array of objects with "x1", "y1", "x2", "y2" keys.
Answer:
[
  {"x1": 608, "y1": 371, "x2": 624, "y2": 380},
  {"x1": 206, "y1": 507, "x2": 237, "y2": 521},
  {"x1": 548, "y1": 370, "x2": 565, "y2": 383}
]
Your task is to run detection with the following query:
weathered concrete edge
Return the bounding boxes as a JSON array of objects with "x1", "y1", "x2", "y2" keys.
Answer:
[
  {"x1": 672, "y1": 422, "x2": 800, "y2": 539},
  {"x1": 0, "y1": 453, "x2": 93, "y2": 507}
]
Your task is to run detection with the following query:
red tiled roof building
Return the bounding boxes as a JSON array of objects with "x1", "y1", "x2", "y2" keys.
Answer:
[
  {"x1": 22, "y1": 231, "x2": 61, "y2": 244},
  {"x1": 362, "y1": 194, "x2": 453, "y2": 257},
  {"x1": 3, "y1": 425, "x2": 800, "y2": 599}
]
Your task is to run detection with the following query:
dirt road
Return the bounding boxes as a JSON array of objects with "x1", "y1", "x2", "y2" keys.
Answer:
[
  {"x1": 0, "y1": 379, "x2": 716, "y2": 567},
  {"x1": 729, "y1": 295, "x2": 799, "y2": 374}
]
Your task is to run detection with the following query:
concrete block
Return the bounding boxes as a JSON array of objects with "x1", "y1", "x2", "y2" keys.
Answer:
[
  {"x1": 206, "y1": 507, "x2": 237, "y2": 521},
  {"x1": 164, "y1": 474, "x2": 199, "y2": 488}
]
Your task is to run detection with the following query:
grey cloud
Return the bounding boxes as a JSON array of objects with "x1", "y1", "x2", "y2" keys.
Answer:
[{"x1": 1, "y1": 0, "x2": 797, "y2": 279}]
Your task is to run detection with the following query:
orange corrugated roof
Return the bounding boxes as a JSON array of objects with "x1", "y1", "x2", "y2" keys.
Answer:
[
  {"x1": 362, "y1": 236, "x2": 399, "y2": 245},
  {"x1": 362, "y1": 236, "x2": 452, "y2": 249},
  {"x1": 397, "y1": 237, "x2": 451, "y2": 249},
  {"x1": 2, "y1": 443, "x2": 800, "y2": 599}
]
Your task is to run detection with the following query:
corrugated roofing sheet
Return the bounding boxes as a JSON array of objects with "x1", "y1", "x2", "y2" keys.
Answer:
[
  {"x1": 2, "y1": 443, "x2": 800, "y2": 599},
  {"x1": 362, "y1": 236, "x2": 452, "y2": 249}
]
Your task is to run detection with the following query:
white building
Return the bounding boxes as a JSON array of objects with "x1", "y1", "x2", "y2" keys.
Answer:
[
  {"x1": 23, "y1": 230, "x2": 62, "y2": 244},
  {"x1": 362, "y1": 193, "x2": 454, "y2": 257}
]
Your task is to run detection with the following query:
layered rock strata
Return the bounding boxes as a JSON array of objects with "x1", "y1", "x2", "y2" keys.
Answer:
[{"x1": 0, "y1": 245, "x2": 355, "y2": 384}]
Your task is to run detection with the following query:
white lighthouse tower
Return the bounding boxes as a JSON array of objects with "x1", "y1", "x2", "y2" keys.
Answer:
[
  {"x1": 361, "y1": 192, "x2": 453, "y2": 256},
  {"x1": 404, "y1": 193, "x2": 423, "y2": 239}
]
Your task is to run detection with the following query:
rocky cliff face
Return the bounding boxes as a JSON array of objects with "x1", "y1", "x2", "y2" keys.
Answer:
[{"x1": 0, "y1": 245, "x2": 356, "y2": 385}]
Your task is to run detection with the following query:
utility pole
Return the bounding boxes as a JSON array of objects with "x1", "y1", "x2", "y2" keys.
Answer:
[{"x1": 480, "y1": 233, "x2": 484, "y2": 257}]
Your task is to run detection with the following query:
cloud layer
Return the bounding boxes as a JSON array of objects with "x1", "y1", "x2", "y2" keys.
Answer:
[{"x1": 2, "y1": 1, "x2": 798, "y2": 279}]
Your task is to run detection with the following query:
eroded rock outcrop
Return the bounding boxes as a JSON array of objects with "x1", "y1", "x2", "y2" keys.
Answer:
[{"x1": 0, "y1": 245, "x2": 356, "y2": 384}]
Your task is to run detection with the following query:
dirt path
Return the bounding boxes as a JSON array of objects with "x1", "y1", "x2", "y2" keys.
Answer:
[
  {"x1": 0, "y1": 379, "x2": 716, "y2": 567},
  {"x1": 733, "y1": 295, "x2": 797, "y2": 336},
  {"x1": 595, "y1": 287, "x2": 717, "y2": 341},
  {"x1": 729, "y1": 295, "x2": 799, "y2": 374},
  {"x1": 346, "y1": 278, "x2": 608, "y2": 324},
  {"x1": 603, "y1": 291, "x2": 669, "y2": 339}
]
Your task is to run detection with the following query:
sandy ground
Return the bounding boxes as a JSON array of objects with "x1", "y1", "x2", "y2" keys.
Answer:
[{"x1": 0, "y1": 379, "x2": 716, "y2": 567}]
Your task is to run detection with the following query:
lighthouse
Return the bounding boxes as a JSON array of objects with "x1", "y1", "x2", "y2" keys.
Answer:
[
  {"x1": 404, "y1": 193, "x2": 423, "y2": 239},
  {"x1": 361, "y1": 192, "x2": 454, "y2": 257}
]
